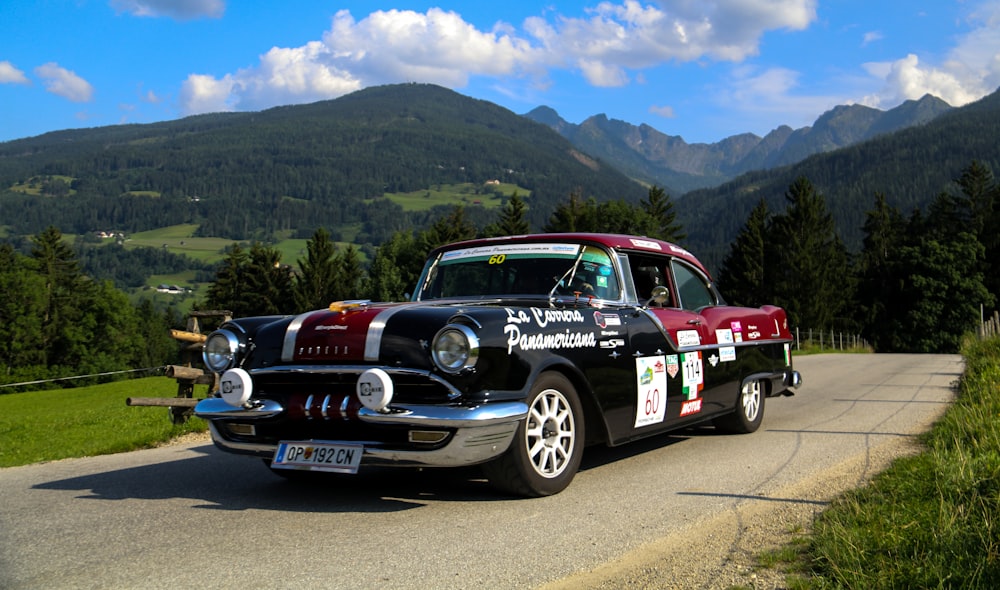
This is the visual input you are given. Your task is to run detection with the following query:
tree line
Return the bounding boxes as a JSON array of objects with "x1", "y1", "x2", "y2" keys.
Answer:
[
  {"x1": 199, "y1": 164, "x2": 998, "y2": 356},
  {"x1": 2, "y1": 163, "x2": 996, "y2": 391},
  {"x1": 716, "y1": 161, "x2": 997, "y2": 353},
  {"x1": 200, "y1": 186, "x2": 685, "y2": 313},
  {"x1": 0, "y1": 227, "x2": 180, "y2": 391}
]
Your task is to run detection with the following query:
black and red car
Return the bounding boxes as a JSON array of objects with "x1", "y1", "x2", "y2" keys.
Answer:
[{"x1": 195, "y1": 233, "x2": 801, "y2": 496}]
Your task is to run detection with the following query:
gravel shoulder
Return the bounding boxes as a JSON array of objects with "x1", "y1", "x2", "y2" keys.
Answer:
[{"x1": 540, "y1": 429, "x2": 931, "y2": 590}]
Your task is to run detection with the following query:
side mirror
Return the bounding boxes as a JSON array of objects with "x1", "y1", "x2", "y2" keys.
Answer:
[{"x1": 647, "y1": 285, "x2": 670, "y2": 307}]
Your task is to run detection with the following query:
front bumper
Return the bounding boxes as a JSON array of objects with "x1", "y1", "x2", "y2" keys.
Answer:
[{"x1": 195, "y1": 397, "x2": 528, "y2": 468}]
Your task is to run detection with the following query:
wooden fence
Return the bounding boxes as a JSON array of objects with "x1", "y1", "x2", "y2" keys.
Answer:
[{"x1": 980, "y1": 310, "x2": 1000, "y2": 340}]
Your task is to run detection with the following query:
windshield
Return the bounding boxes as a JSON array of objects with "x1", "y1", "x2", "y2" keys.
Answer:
[{"x1": 415, "y1": 243, "x2": 621, "y2": 301}]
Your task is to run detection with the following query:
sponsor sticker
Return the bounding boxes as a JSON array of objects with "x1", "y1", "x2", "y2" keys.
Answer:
[
  {"x1": 676, "y1": 329, "x2": 701, "y2": 347},
  {"x1": 630, "y1": 238, "x2": 662, "y2": 250},
  {"x1": 680, "y1": 398, "x2": 703, "y2": 417},
  {"x1": 593, "y1": 311, "x2": 622, "y2": 328},
  {"x1": 716, "y1": 328, "x2": 734, "y2": 344},
  {"x1": 441, "y1": 243, "x2": 580, "y2": 262},
  {"x1": 634, "y1": 356, "x2": 668, "y2": 427},
  {"x1": 666, "y1": 354, "x2": 679, "y2": 378},
  {"x1": 720, "y1": 346, "x2": 736, "y2": 362}
]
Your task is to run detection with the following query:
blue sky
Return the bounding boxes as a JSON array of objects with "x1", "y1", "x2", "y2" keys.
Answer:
[{"x1": 2, "y1": 1, "x2": 999, "y2": 144}]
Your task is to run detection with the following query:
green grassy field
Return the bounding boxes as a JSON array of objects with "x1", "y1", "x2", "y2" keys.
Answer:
[
  {"x1": 372, "y1": 182, "x2": 529, "y2": 212},
  {"x1": 126, "y1": 224, "x2": 233, "y2": 263},
  {"x1": 764, "y1": 335, "x2": 1000, "y2": 588},
  {"x1": 0, "y1": 376, "x2": 207, "y2": 468}
]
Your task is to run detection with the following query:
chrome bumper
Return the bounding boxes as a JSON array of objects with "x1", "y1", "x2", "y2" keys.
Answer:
[
  {"x1": 785, "y1": 369, "x2": 803, "y2": 388},
  {"x1": 196, "y1": 398, "x2": 528, "y2": 468}
]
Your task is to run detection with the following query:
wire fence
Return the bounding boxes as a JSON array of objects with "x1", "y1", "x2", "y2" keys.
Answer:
[
  {"x1": 0, "y1": 366, "x2": 165, "y2": 392},
  {"x1": 795, "y1": 328, "x2": 870, "y2": 351}
]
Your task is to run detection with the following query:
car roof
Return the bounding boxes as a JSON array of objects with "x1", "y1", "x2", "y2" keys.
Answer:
[{"x1": 430, "y1": 233, "x2": 709, "y2": 275}]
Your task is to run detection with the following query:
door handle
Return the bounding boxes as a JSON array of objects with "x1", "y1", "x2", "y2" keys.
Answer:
[{"x1": 687, "y1": 319, "x2": 701, "y2": 325}]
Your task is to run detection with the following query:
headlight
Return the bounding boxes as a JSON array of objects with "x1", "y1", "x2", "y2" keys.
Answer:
[
  {"x1": 431, "y1": 325, "x2": 479, "y2": 374},
  {"x1": 203, "y1": 329, "x2": 244, "y2": 373}
]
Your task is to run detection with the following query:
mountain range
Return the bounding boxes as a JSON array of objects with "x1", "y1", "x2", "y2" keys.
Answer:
[
  {"x1": 525, "y1": 94, "x2": 954, "y2": 193},
  {"x1": 1, "y1": 83, "x2": 998, "y2": 274}
]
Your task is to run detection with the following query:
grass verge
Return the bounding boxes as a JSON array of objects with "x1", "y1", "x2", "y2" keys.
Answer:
[
  {"x1": 773, "y1": 336, "x2": 1000, "y2": 588},
  {"x1": 0, "y1": 376, "x2": 207, "y2": 468}
]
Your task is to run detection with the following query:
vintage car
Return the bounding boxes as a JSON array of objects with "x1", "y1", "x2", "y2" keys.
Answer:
[{"x1": 194, "y1": 233, "x2": 801, "y2": 496}]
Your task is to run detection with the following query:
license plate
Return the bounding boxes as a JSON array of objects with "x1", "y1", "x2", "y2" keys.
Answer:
[{"x1": 271, "y1": 441, "x2": 364, "y2": 474}]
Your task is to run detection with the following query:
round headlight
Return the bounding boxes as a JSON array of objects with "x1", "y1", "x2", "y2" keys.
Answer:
[
  {"x1": 203, "y1": 330, "x2": 243, "y2": 373},
  {"x1": 431, "y1": 325, "x2": 479, "y2": 374}
]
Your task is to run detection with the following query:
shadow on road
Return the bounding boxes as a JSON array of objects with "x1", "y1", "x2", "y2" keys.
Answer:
[
  {"x1": 31, "y1": 443, "x2": 505, "y2": 512},
  {"x1": 31, "y1": 426, "x2": 710, "y2": 511}
]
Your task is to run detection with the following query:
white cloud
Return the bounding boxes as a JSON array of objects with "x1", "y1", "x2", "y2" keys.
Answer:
[
  {"x1": 180, "y1": 8, "x2": 542, "y2": 115},
  {"x1": 544, "y1": 0, "x2": 816, "y2": 69},
  {"x1": 110, "y1": 0, "x2": 224, "y2": 20},
  {"x1": 34, "y1": 63, "x2": 94, "y2": 102},
  {"x1": 861, "y1": 31, "x2": 883, "y2": 47},
  {"x1": 179, "y1": 73, "x2": 234, "y2": 114},
  {"x1": 177, "y1": 2, "x2": 822, "y2": 115},
  {"x1": 0, "y1": 60, "x2": 29, "y2": 84},
  {"x1": 649, "y1": 104, "x2": 675, "y2": 118},
  {"x1": 862, "y1": 1, "x2": 1000, "y2": 108},
  {"x1": 141, "y1": 88, "x2": 162, "y2": 104},
  {"x1": 577, "y1": 59, "x2": 629, "y2": 86}
]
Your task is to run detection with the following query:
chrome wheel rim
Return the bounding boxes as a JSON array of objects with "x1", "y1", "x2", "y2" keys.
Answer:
[
  {"x1": 525, "y1": 388, "x2": 576, "y2": 478},
  {"x1": 742, "y1": 381, "x2": 762, "y2": 422}
]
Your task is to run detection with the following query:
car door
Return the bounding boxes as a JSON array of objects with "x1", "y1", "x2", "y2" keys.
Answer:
[{"x1": 618, "y1": 254, "x2": 732, "y2": 442}]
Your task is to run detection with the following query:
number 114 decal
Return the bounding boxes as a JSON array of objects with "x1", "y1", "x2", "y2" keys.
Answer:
[{"x1": 681, "y1": 351, "x2": 704, "y2": 400}]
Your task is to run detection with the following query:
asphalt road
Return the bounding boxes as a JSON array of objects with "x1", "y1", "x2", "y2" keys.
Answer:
[{"x1": 0, "y1": 353, "x2": 961, "y2": 590}]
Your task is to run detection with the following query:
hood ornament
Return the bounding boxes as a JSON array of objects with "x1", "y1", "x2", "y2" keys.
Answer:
[{"x1": 328, "y1": 300, "x2": 371, "y2": 314}]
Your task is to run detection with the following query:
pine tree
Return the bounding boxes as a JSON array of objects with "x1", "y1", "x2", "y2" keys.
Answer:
[
  {"x1": 420, "y1": 206, "x2": 477, "y2": 251},
  {"x1": 767, "y1": 177, "x2": 851, "y2": 330},
  {"x1": 334, "y1": 244, "x2": 365, "y2": 301},
  {"x1": 29, "y1": 226, "x2": 93, "y2": 368},
  {"x1": 243, "y1": 243, "x2": 295, "y2": 316},
  {"x1": 294, "y1": 228, "x2": 340, "y2": 311},
  {"x1": 855, "y1": 193, "x2": 905, "y2": 351},
  {"x1": 955, "y1": 161, "x2": 1000, "y2": 307},
  {"x1": 0, "y1": 245, "x2": 47, "y2": 378},
  {"x1": 205, "y1": 243, "x2": 250, "y2": 315},
  {"x1": 717, "y1": 199, "x2": 770, "y2": 307},
  {"x1": 544, "y1": 189, "x2": 591, "y2": 232},
  {"x1": 484, "y1": 192, "x2": 530, "y2": 237},
  {"x1": 639, "y1": 186, "x2": 686, "y2": 242},
  {"x1": 366, "y1": 231, "x2": 425, "y2": 302}
]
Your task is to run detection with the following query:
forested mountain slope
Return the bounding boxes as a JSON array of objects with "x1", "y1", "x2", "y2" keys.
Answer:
[
  {"x1": 0, "y1": 84, "x2": 645, "y2": 244},
  {"x1": 676, "y1": 88, "x2": 1000, "y2": 268}
]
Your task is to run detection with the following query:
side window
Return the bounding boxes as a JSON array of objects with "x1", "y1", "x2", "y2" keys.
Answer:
[
  {"x1": 671, "y1": 261, "x2": 715, "y2": 311},
  {"x1": 628, "y1": 254, "x2": 673, "y2": 306}
]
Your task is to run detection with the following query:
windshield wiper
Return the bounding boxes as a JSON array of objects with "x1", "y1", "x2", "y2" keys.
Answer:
[{"x1": 548, "y1": 250, "x2": 585, "y2": 300}]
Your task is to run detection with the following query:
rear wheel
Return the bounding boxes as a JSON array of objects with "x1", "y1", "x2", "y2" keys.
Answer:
[
  {"x1": 714, "y1": 379, "x2": 765, "y2": 433},
  {"x1": 483, "y1": 372, "x2": 585, "y2": 497}
]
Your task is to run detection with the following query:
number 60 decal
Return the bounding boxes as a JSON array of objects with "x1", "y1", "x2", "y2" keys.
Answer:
[{"x1": 634, "y1": 356, "x2": 667, "y2": 428}]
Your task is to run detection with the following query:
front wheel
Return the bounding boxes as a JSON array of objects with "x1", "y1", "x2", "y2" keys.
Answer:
[
  {"x1": 714, "y1": 379, "x2": 765, "y2": 433},
  {"x1": 483, "y1": 372, "x2": 585, "y2": 497}
]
